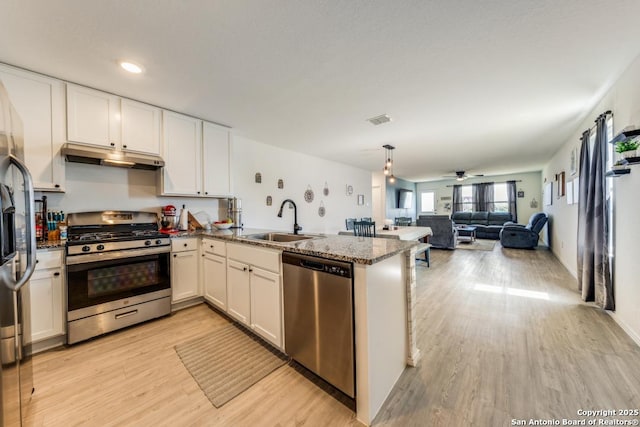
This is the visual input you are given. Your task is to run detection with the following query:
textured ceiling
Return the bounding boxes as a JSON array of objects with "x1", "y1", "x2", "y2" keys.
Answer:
[{"x1": 2, "y1": 0, "x2": 640, "y2": 181}]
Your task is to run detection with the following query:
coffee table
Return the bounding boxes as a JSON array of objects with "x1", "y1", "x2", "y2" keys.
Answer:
[{"x1": 456, "y1": 225, "x2": 477, "y2": 243}]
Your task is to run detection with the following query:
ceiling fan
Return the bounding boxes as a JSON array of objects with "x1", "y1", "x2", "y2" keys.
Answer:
[{"x1": 443, "y1": 170, "x2": 484, "y2": 181}]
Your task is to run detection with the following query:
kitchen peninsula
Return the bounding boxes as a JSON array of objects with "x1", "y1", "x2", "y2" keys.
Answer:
[{"x1": 192, "y1": 228, "x2": 421, "y2": 426}]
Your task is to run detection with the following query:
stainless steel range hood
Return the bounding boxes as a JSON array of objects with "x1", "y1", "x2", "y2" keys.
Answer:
[{"x1": 62, "y1": 142, "x2": 164, "y2": 170}]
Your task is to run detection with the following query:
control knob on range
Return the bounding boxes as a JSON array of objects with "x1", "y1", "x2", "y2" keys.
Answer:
[
  {"x1": 82, "y1": 245, "x2": 91, "y2": 252},
  {"x1": 155, "y1": 239, "x2": 162, "y2": 245},
  {"x1": 97, "y1": 244, "x2": 105, "y2": 251},
  {"x1": 145, "y1": 240, "x2": 152, "y2": 246}
]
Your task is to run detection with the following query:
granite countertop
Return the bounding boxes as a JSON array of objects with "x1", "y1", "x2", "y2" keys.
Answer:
[
  {"x1": 173, "y1": 228, "x2": 417, "y2": 265},
  {"x1": 37, "y1": 240, "x2": 65, "y2": 250},
  {"x1": 35, "y1": 228, "x2": 418, "y2": 264}
]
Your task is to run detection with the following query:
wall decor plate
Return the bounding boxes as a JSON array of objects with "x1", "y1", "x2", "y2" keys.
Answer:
[
  {"x1": 255, "y1": 172, "x2": 262, "y2": 183},
  {"x1": 318, "y1": 201, "x2": 325, "y2": 217},
  {"x1": 304, "y1": 185, "x2": 314, "y2": 203},
  {"x1": 346, "y1": 185, "x2": 353, "y2": 196},
  {"x1": 266, "y1": 195, "x2": 272, "y2": 206},
  {"x1": 278, "y1": 179, "x2": 284, "y2": 189},
  {"x1": 323, "y1": 182, "x2": 329, "y2": 196}
]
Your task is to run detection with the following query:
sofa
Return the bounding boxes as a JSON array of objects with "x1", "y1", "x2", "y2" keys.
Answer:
[
  {"x1": 499, "y1": 212, "x2": 548, "y2": 249},
  {"x1": 416, "y1": 215, "x2": 458, "y2": 249},
  {"x1": 451, "y1": 211, "x2": 513, "y2": 240}
]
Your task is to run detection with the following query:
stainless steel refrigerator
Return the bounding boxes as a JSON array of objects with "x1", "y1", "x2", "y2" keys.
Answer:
[{"x1": 0, "y1": 81, "x2": 37, "y2": 426}]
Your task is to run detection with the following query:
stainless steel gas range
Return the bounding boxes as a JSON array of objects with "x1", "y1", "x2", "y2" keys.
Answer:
[{"x1": 65, "y1": 211, "x2": 171, "y2": 344}]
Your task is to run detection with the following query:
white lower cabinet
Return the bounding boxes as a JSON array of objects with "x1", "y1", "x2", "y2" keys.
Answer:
[
  {"x1": 201, "y1": 238, "x2": 227, "y2": 311},
  {"x1": 30, "y1": 250, "x2": 64, "y2": 343},
  {"x1": 171, "y1": 238, "x2": 199, "y2": 303},
  {"x1": 225, "y1": 243, "x2": 282, "y2": 348},
  {"x1": 249, "y1": 267, "x2": 281, "y2": 346},
  {"x1": 227, "y1": 259, "x2": 251, "y2": 324}
]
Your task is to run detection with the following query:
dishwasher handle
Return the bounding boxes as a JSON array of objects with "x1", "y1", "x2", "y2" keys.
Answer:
[
  {"x1": 300, "y1": 259, "x2": 325, "y2": 271},
  {"x1": 282, "y1": 252, "x2": 353, "y2": 279}
]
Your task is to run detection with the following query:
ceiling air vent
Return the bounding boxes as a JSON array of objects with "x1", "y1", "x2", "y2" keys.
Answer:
[{"x1": 367, "y1": 114, "x2": 392, "y2": 125}]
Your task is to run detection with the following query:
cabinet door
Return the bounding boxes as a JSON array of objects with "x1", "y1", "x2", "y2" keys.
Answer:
[
  {"x1": 0, "y1": 65, "x2": 66, "y2": 191},
  {"x1": 250, "y1": 267, "x2": 282, "y2": 347},
  {"x1": 171, "y1": 251, "x2": 199, "y2": 302},
  {"x1": 67, "y1": 84, "x2": 120, "y2": 148},
  {"x1": 29, "y1": 268, "x2": 64, "y2": 342},
  {"x1": 203, "y1": 253, "x2": 227, "y2": 310},
  {"x1": 161, "y1": 111, "x2": 202, "y2": 196},
  {"x1": 227, "y1": 259, "x2": 251, "y2": 325},
  {"x1": 120, "y1": 98, "x2": 161, "y2": 155},
  {"x1": 202, "y1": 121, "x2": 231, "y2": 196}
]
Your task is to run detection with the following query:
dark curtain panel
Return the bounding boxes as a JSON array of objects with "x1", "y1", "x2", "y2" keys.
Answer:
[
  {"x1": 578, "y1": 116, "x2": 614, "y2": 310},
  {"x1": 506, "y1": 180, "x2": 517, "y2": 222},
  {"x1": 577, "y1": 129, "x2": 591, "y2": 296},
  {"x1": 472, "y1": 182, "x2": 494, "y2": 211},
  {"x1": 452, "y1": 185, "x2": 463, "y2": 213}
]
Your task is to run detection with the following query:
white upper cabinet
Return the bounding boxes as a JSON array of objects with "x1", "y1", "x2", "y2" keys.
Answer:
[
  {"x1": 66, "y1": 84, "x2": 161, "y2": 155},
  {"x1": 160, "y1": 113, "x2": 232, "y2": 197},
  {"x1": 67, "y1": 83, "x2": 120, "y2": 149},
  {"x1": 120, "y1": 98, "x2": 161, "y2": 155},
  {"x1": 0, "y1": 64, "x2": 66, "y2": 191},
  {"x1": 161, "y1": 111, "x2": 202, "y2": 196},
  {"x1": 202, "y1": 121, "x2": 231, "y2": 196}
]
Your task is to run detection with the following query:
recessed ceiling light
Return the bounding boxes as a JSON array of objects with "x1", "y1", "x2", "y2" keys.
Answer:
[{"x1": 119, "y1": 61, "x2": 144, "y2": 74}]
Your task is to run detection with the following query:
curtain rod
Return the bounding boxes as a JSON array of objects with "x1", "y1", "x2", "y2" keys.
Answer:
[
  {"x1": 578, "y1": 110, "x2": 612, "y2": 140},
  {"x1": 446, "y1": 179, "x2": 522, "y2": 187}
]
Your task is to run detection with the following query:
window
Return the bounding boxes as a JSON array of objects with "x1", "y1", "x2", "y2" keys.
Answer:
[
  {"x1": 493, "y1": 183, "x2": 509, "y2": 212},
  {"x1": 460, "y1": 185, "x2": 473, "y2": 212},
  {"x1": 454, "y1": 183, "x2": 509, "y2": 212},
  {"x1": 420, "y1": 191, "x2": 435, "y2": 213}
]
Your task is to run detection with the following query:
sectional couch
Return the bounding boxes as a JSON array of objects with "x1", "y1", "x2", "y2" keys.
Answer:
[{"x1": 451, "y1": 211, "x2": 513, "y2": 240}]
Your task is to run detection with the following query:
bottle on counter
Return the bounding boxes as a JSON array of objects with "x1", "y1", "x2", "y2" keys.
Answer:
[{"x1": 59, "y1": 224, "x2": 68, "y2": 241}]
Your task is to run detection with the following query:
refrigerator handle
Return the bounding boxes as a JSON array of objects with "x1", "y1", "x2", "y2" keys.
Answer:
[{"x1": 8, "y1": 154, "x2": 37, "y2": 291}]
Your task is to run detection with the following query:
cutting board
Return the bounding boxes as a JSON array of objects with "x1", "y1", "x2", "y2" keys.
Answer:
[{"x1": 187, "y1": 211, "x2": 204, "y2": 230}]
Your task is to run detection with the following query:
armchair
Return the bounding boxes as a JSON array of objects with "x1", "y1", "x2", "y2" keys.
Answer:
[
  {"x1": 416, "y1": 215, "x2": 458, "y2": 249},
  {"x1": 499, "y1": 212, "x2": 548, "y2": 249}
]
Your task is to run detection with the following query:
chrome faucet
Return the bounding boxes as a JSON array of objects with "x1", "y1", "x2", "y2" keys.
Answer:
[{"x1": 277, "y1": 199, "x2": 302, "y2": 234}]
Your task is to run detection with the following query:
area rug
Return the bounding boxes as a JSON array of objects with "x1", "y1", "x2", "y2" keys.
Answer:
[
  {"x1": 175, "y1": 324, "x2": 287, "y2": 407},
  {"x1": 456, "y1": 239, "x2": 496, "y2": 251}
]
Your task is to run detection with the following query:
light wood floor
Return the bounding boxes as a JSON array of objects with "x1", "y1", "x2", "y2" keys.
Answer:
[{"x1": 25, "y1": 245, "x2": 640, "y2": 426}]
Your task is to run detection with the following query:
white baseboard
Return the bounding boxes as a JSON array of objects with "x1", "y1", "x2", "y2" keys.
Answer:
[{"x1": 607, "y1": 311, "x2": 640, "y2": 348}]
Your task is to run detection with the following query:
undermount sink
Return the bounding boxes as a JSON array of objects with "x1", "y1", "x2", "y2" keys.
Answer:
[{"x1": 244, "y1": 232, "x2": 318, "y2": 243}]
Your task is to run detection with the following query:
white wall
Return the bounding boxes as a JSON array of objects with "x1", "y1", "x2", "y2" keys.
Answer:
[
  {"x1": 231, "y1": 135, "x2": 372, "y2": 234},
  {"x1": 39, "y1": 135, "x2": 372, "y2": 235},
  {"x1": 415, "y1": 171, "x2": 543, "y2": 224},
  {"x1": 37, "y1": 162, "x2": 222, "y2": 222},
  {"x1": 542, "y1": 53, "x2": 640, "y2": 344}
]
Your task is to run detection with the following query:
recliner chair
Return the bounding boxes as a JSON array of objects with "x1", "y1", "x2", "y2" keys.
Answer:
[
  {"x1": 499, "y1": 212, "x2": 548, "y2": 249},
  {"x1": 416, "y1": 215, "x2": 458, "y2": 249}
]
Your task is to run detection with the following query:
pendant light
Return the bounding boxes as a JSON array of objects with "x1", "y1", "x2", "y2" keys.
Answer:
[{"x1": 383, "y1": 144, "x2": 396, "y2": 182}]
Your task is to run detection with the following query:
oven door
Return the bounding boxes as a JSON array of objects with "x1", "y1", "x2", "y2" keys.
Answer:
[{"x1": 67, "y1": 251, "x2": 170, "y2": 313}]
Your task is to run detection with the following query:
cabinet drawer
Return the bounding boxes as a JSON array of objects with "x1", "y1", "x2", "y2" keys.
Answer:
[
  {"x1": 171, "y1": 238, "x2": 198, "y2": 252},
  {"x1": 36, "y1": 249, "x2": 63, "y2": 270},
  {"x1": 202, "y1": 238, "x2": 226, "y2": 257},
  {"x1": 227, "y1": 243, "x2": 280, "y2": 273}
]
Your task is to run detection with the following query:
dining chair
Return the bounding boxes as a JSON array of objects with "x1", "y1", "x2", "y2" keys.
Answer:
[
  {"x1": 394, "y1": 217, "x2": 412, "y2": 226},
  {"x1": 345, "y1": 218, "x2": 357, "y2": 230},
  {"x1": 353, "y1": 221, "x2": 376, "y2": 237}
]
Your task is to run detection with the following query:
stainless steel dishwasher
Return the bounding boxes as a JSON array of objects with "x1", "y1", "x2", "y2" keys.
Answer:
[{"x1": 282, "y1": 252, "x2": 355, "y2": 398}]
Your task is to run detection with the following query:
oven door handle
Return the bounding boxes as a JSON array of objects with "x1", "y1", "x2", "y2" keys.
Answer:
[{"x1": 65, "y1": 246, "x2": 170, "y2": 265}]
